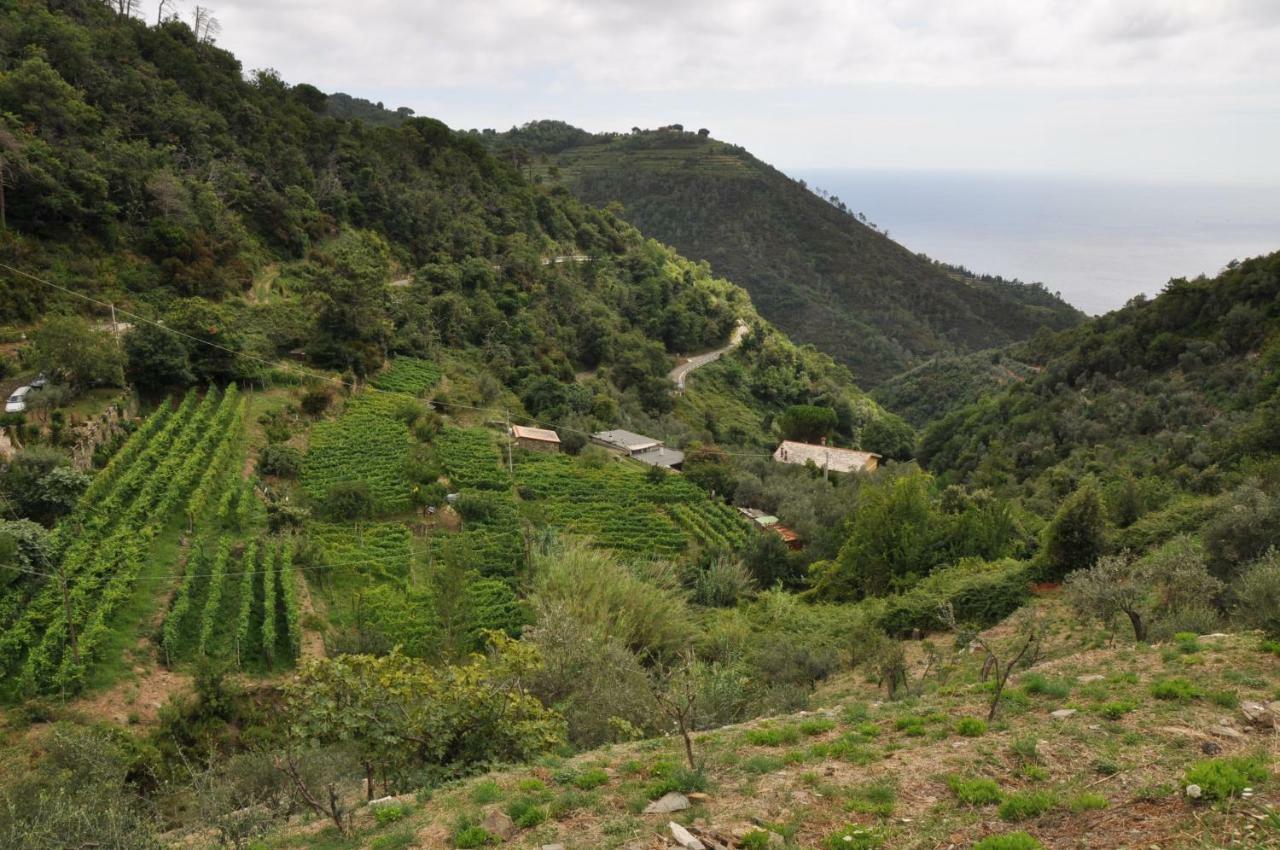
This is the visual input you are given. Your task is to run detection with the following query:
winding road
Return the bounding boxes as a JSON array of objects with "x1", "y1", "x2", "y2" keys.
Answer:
[{"x1": 669, "y1": 320, "x2": 749, "y2": 391}]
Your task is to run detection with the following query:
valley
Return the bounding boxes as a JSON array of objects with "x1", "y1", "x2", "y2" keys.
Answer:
[{"x1": 0, "y1": 5, "x2": 1278, "y2": 850}]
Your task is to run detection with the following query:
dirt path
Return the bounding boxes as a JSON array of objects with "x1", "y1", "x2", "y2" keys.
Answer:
[
  {"x1": 294, "y1": 576, "x2": 326, "y2": 660},
  {"x1": 669, "y1": 320, "x2": 749, "y2": 391}
]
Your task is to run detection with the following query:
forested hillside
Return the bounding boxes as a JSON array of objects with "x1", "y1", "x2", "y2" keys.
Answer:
[
  {"x1": 921, "y1": 253, "x2": 1280, "y2": 545},
  {"x1": 482, "y1": 122, "x2": 1086, "y2": 386}
]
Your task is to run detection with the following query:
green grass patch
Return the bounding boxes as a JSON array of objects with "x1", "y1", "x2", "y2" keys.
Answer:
[
  {"x1": 1151, "y1": 677, "x2": 1201, "y2": 701},
  {"x1": 1185, "y1": 754, "x2": 1269, "y2": 801},
  {"x1": 1020, "y1": 673, "x2": 1072, "y2": 699},
  {"x1": 998, "y1": 790, "x2": 1057, "y2": 822},
  {"x1": 746, "y1": 725, "x2": 801, "y2": 746},
  {"x1": 947, "y1": 776, "x2": 1003, "y2": 806},
  {"x1": 821, "y1": 824, "x2": 883, "y2": 849},
  {"x1": 799, "y1": 716, "x2": 836, "y2": 736},
  {"x1": 956, "y1": 716, "x2": 988, "y2": 737},
  {"x1": 973, "y1": 832, "x2": 1044, "y2": 850},
  {"x1": 845, "y1": 779, "x2": 896, "y2": 817},
  {"x1": 1068, "y1": 792, "x2": 1108, "y2": 812},
  {"x1": 470, "y1": 779, "x2": 502, "y2": 804},
  {"x1": 572, "y1": 768, "x2": 610, "y2": 790}
]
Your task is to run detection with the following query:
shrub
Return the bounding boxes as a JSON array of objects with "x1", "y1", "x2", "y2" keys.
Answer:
[
  {"x1": 1039, "y1": 482, "x2": 1105, "y2": 582},
  {"x1": 956, "y1": 717, "x2": 988, "y2": 737},
  {"x1": 300, "y1": 386, "x2": 332, "y2": 416},
  {"x1": 741, "y1": 830, "x2": 777, "y2": 850},
  {"x1": 321, "y1": 480, "x2": 375, "y2": 520},
  {"x1": 894, "y1": 716, "x2": 926, "y2": 737},
  {"x1": 644, "y1": 765, "x2": 707, "y2": 799},
  {"x1": 973, "y1": 833, "x2": 1044, "y2": 850},
  {"x1": 453, "y1": 824, "x2": 494, "y2": 848},
  {"x1": 1232, "y1": 549, "x2": 1280, "y2": 636},
  {"x1": 998, "y1": 790, "x2": 1056, "y2": 821},
  {"x1": 505, "y1": 798, "x2": 547, "y2": 828},
  {"x1": 258, "y1": 444, "x2": 302, "y2": 477},
  {"x1": 947, "y1": 776, "x2": 1003, "y2": 806},
  {"x1": 1184, "y1": 754, "x2": 1269, "y2": 800},
  {"x1": 877, "y1": 558, "x2": 1032, "y2": 636},
  {"x1": 470, "y1": 780, "x2": 502, "y2": 804},
  {"x1": 1173, "y1": 632, "x2": 1201, "y2": 654},
  {"x1": 373, "y1": 803, "x2": 409, "y2": 825},
  {"x1": 1151, "y1": 678, "x2": 1200, "y2": 701}
]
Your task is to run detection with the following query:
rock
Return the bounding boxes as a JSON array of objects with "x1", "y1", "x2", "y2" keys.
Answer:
[
  {"x1": 644, "y1": 791, "x2": 691, "y2": 813},
  {"x1": 1186, "y1": 784, "x2": 1203, "y2": 799},
  {"x1": 687, "y1": 792, "x2": 711, "y2": 803},
  {"x1": 1076, "y1": 674, "x2": 1105, "y2": 683},
  {"x1": 669, "y1": 821, "x2": 706, "y2": 850},
  {"x1": 541, "y1": 845, "x2": 566, "y2": 850},
  {"x1": 1050, "y1": 709, "x2": 1077, "y2": 719},
  {"x1": 1201, "y1": 741, "x2": 1223, "y2": 755},
  {"x1": 1211, "y1": 725, "x2": 1245, "y2": 740},
  {"x1": 1241, "y1": 701, "x2": 1278, "y2": 729},
  {"x1": 481, "y1": 810, "x2": 516, "y2": 840}
]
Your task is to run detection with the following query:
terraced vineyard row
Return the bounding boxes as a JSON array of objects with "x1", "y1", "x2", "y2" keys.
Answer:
[
  {"x1": 667, "y1": 500, "x2": 753, "y2": 550},
  {"x1": 0, "y1": 386, "x2": 247, "y2": 695},
  {"x1": 163, "y1": 536, "x2": 299, "y2": 669},
  {"x1": 434, "y1": 428, "x2": 524, "y2": 578},
  {"x1": 437, "y1": 427, "x2": 511, "y2": 490},
  {"x1": 302, "y1": 409, "x2": 412, "y2": 514},
  {"x1": 370, "y1": 357, "x2": 441, "y2": 394}
]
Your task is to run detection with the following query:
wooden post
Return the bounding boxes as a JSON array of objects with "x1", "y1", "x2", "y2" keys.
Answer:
[{"x1": 109, "y1": 303, "x2": 121, "y2": 344}]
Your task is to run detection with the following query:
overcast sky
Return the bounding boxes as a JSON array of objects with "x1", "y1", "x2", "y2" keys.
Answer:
[{"x1": 203, "y1": 0, "x2": 1280, "y2": 184}]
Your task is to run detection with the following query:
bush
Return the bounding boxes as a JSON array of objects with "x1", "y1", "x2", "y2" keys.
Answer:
[
  {"x1": 947, "y1": 776, "x2": 1003, "y2": 806},
  {"x1": 258, "y1": 444, "x2": 302, "y2": 477},
  {"x1": 1232, "y1": 549, "x2": 1280, "y2": 636},
  {"x1": 973, "y1": 833, "x2": 1044, "y2": 850},
  {"x1": 453, "y1": 824, "x2": 494, "y2": 848},
  {"x1": 998, "y1": 790, "x2": 1056, "y2": 821},
  {"x1": 1184, "y1": 754, "x2": 1269, "y2": 800},
  {"x1": 300, "y1": 386, "x2": 332, "y2": 416},
  {"x1": 877, "y1": 559, "x2": 1032, "y2": 636},
  {"x1": 1020, "y1": 673, "x2": 1071, "y2": 699},
  {"x1": 373, "y1": 803, "x2": 409, "y2": 825},
  {"x1": 956, "y1": 717, "x2": 988, "y2": 737},
  {"x1": 505, "y1": 798, "x2": 546, "y2": 829},
  {"x1": 321, "y1": 480, "x2": 375, "y2": 520},
  {"x1": 1039, "y1": 482, "x2": 1105, "y2": 582},
  {"x1": 1151, "y1": 678, "x2": 1200, "y2": 701},
  {"x1": 1097, "y1": 700, "x2": 1137, "y2": 720}
]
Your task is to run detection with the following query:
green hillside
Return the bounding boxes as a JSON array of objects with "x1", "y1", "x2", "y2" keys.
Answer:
[{"x1": 483, "y1": 122, "x2": 1086, "y2": 386}]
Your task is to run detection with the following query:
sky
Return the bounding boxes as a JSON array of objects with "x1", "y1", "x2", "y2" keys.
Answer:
[{"x1": 200, "y1": 0, "x2": 1280, "y2": 184}]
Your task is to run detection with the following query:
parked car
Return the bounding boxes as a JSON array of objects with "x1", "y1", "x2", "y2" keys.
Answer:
[{"x1": 5, "y1": 385, "x2": 32, "y2": 413}]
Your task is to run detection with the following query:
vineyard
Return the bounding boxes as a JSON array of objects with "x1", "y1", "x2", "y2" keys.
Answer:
[
  {"x1": 370, "y1": 357, "x2": 442, "y2": 394},
  {"x1": 0, "y1": 385, "x2": 249, "y2": 696},
  {"x1": 513, "y1": 453, "x2": 750, "y2": 556},
  {"x1": 302, "y1": 407, "x2": 413, "y2": 514},
  {"x1": 162, "y1": 536, "x2": 301, "y2": 669},
  {"x1": 434, "y1": 428, "x2": 524, "y2": 578}
]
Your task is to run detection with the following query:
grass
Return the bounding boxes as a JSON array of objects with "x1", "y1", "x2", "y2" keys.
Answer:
[
  {"x1": 1151, "y1": 677, "x2": 1201, "y2": 701},
  {"x1": 1020, "y1": 672, "x2": 1072, "y2": 699},
  {"x1": 973, "y1": 833, "x2": 1044, "y2": 850},
  {"x1": 799, "y1": 716, "x2": 837, "y2": 736},
  {"x1": 845, "y1": 779, "x2": 896, "y2": 817},
  {"x1": 948, "y1": 776, "x2": 1003, "y2": 806},
  {"x1": 572, "y1": 768, "x2": 610, "y2": 790},
  {"x1": 956, "y1": 716, "x2": 987, "y2": 737},
  {"x1": 1185, "y1": 754, "x2": 1270, "y2": 800},
  {"x1": 821, "y1": 824, "x2": 883, "y2": 849},
  {"x1": 1068, "y1": 792, "x2": 1108, "y2": 812},
  {"x1": 746, "y1": 725, "x2": 801, "y2": 746},
  {"x1": 998, "y1": 790, "x2": 1057, "y2": 822}
]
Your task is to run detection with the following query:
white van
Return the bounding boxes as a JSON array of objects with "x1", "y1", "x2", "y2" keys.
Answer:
[{"x1": 5, "y1": 386, "x2": 32, "y2": 414}]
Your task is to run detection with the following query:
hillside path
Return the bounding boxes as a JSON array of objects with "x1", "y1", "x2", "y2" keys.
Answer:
[{"x1": 669, "y1": 320, "x2": 749, "y2": 391}]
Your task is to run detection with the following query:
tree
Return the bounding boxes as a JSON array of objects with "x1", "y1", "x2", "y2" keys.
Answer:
[
  {"x1": 321, "y1": 481, "x2": 374, "y2": 521},
  {"x1": 778, "y1": 404, "x2": 837, "y2": 443},
  {"x1": 1039, "y1": 482, "x2": 1105, "y2": 582},
  {"x1": 1230, "y1": 548, "x2": 1280, "y2": 637},
  {"x1": 27, "y1": 315, "x2": 124, "y2": 390},
  {"x1": 281, "y1": 636, "x2": 564, "y2": 797},
  {"x1": 1, "y1": 448, "x2": 88, "y2": 525},
  {"x1": 124, "y1": 323, "x2": 194, "y2": 390},
  {"x1": 647, "y1": 649, "x2": 700, "y2": 769},
  {"x1": 944, "y1": 606, "x2": 1042, "y2": 721},
  {"x1": 1064, "y1": 539, "x2": 1222, "y2": 642}
]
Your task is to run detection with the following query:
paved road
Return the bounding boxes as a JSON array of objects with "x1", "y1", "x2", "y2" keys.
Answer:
[{"x1": 669, "y1": 321, "x2": 749, "y2": 391}]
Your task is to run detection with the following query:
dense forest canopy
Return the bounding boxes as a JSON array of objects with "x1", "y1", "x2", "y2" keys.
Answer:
[{"x1": 475, "y1": 121, "x2": 1087, "y2": 387}]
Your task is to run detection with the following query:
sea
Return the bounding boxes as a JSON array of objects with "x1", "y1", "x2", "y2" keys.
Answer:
[{"x1": 795, "y1": 169, "x2": 1280, "y2": 316}]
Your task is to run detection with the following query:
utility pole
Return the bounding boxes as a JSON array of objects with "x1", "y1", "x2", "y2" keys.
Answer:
[
  {"x1": 59, "y1": 566, "x2": 79, "y2": 670},
  {"x1": 504, "y1": 410, "x2": 514, "y2": 476},
  {"x1": 110, "y1": 303, "x2": 121, "y2": 344}
]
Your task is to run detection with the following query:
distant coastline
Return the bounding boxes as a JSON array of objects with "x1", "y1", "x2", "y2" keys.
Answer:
[{"x1": 795, "y1": 168, "x2": 1280, "y2": 315}]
